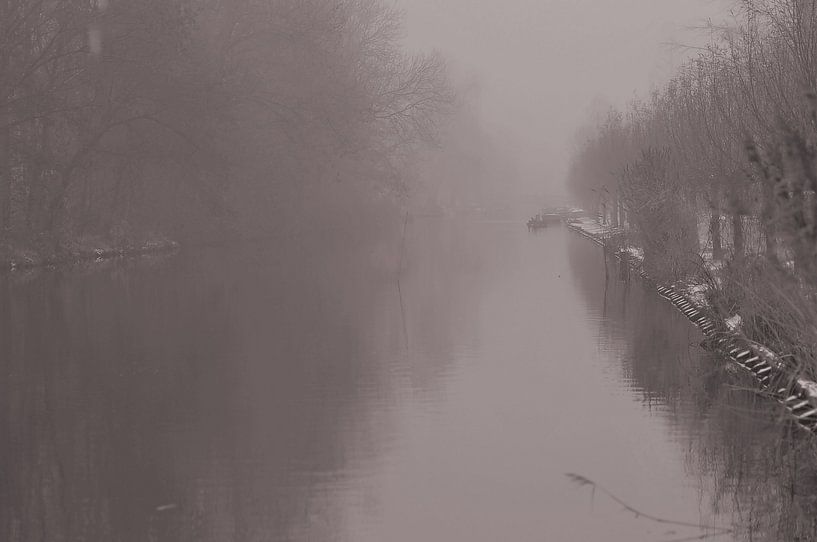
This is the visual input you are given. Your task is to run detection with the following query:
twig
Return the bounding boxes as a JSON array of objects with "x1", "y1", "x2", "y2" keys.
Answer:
[{"x1": 565, "y1": 473, "x2": 734, "y2": 538}]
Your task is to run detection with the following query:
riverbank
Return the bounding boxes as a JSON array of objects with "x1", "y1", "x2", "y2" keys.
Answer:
[
  {"x1": 0, "y1": 233, "x2": 180, "y2": 272},
  {"x1": 566, "y1": 216, "x2": 817, "y2": 434}
]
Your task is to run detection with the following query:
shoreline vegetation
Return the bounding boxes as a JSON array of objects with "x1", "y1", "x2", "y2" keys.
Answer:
[
  {"x1": 0, "y1": 0, "x2": 454, "y2": 268},
  {"x1": 567, "y1": 214, "x2": 817, "y2": 434},
  {"x1": 1, "y1": 234, "x2": 179, "y2": 272},
  {"x1": 567, "y1": 0, "x2": 817, "y2": 424}
]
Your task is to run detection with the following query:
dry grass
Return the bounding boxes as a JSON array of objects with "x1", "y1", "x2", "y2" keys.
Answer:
[{"x1": 707, "y1": 257, "x2": 817, "y2": 380}]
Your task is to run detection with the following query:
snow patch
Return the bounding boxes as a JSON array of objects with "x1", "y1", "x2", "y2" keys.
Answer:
[
  {"x1": 798, "y1": 379, "x2": 817, "y2": 400},
  {"x1": 625, "y1": 246, "x2": 644, "y2": 261},
  {"x1": 724, "y1": 314, "x2": 742, "y2": 331}
]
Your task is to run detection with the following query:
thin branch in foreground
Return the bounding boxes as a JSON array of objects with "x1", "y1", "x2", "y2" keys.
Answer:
[{"x1": 564, "y1": 473, "x2": 734, "y2": 539}]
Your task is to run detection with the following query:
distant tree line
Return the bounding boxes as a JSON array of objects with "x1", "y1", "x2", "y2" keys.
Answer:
[
  {"x1": 568, "y1": 0, "x2": 817, "y2": 369},
  {"x1": 0, "y1": 0, "x2": 452, "y2": 256}
]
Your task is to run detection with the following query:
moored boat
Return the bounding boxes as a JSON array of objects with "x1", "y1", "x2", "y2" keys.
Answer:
[{"x1": 526, "y1": 213, "x2": 561, "y2": 230}]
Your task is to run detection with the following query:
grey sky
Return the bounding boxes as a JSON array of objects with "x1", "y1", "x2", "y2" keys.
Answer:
[{"x1": 398, "y1": 0, "x2": 729, "y2": 197}]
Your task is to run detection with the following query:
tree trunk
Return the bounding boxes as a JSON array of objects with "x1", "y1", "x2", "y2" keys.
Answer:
[
  {"x1": 0, "y1": 111, "x2": 8, "y2": 233},
  {"x1": 764, "y1": 220, "x2": 777, "y2": 263},
  {"x1": 761, "y1": 174, "x2": 778, "y2": 264},
  {"x1": 710, "y1": 211, "x2": 722, "y2": 260},
  {"x1": 709, "y1": 183, "x2": 723, "y2": 260},
  {"x1": 610, "y1": 197, "x2": 619, "y2": 228},
  {"x1": 732, "y1": 213, "x2": 744, "y2": 261}
]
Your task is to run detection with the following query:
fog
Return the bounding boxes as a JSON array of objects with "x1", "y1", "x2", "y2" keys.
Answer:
[
  {"x1": 399, "y1": 0, "x2": 728, "y2": 198},
  {"x1": 6, "y1": 1, "x2": 817, "y2": 541}
]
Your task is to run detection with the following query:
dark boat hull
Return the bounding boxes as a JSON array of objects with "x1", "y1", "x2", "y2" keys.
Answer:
[{"x1": 526, "y1": 214, "x2": 561, "y2": 230}]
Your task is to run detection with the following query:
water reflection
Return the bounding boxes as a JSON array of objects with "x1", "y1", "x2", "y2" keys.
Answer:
[
  {"x1": 1, "y1": 222, "x2": 816, "y2": 541},
  {"x1": 567, "y1": 237, "x2": 817, "y2": 541},
  {"x1": 0, "y1": 246, "x2": 400, "y2": 541}
]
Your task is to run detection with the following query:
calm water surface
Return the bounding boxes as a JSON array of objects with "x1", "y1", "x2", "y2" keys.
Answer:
[{"x1": 1, "y1": 219, "x2": 816, "y2": 541}]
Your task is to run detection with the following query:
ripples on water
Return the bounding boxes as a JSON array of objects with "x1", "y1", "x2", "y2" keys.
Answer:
[{"x1": 0, "y1": 220, "x2": 816, "y2": 541}]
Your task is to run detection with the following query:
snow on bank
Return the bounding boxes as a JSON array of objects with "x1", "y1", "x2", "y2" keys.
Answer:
[
  {"x1": 684, "y1": 284, "x2": 709, "y2": 306},
  {"x1": 724, "y1": 314, "x2": 743, "y2": 332},
  {"x1": 566, "y1": 214, "x2": 817, "y2": 433},
  {"x1": 4, "y1": 235, "x2": 180, "y2": 271},
  {"x1": 624, "y1": 246, "x2": 644, "y2": 261}
]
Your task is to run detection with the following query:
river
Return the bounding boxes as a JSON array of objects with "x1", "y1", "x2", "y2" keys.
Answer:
[{"x1": 0, "y1": 218, "x2": 815, "y2": 541}]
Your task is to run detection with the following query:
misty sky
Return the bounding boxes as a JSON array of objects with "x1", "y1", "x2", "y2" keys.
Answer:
[{"x1": 398, "y1": 0, "x2": 729, "y2": 198}]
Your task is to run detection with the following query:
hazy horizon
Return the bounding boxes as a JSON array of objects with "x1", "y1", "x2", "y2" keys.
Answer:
[{"x1": 399, "y1": 0, "x2": 729, "y2": 200}]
